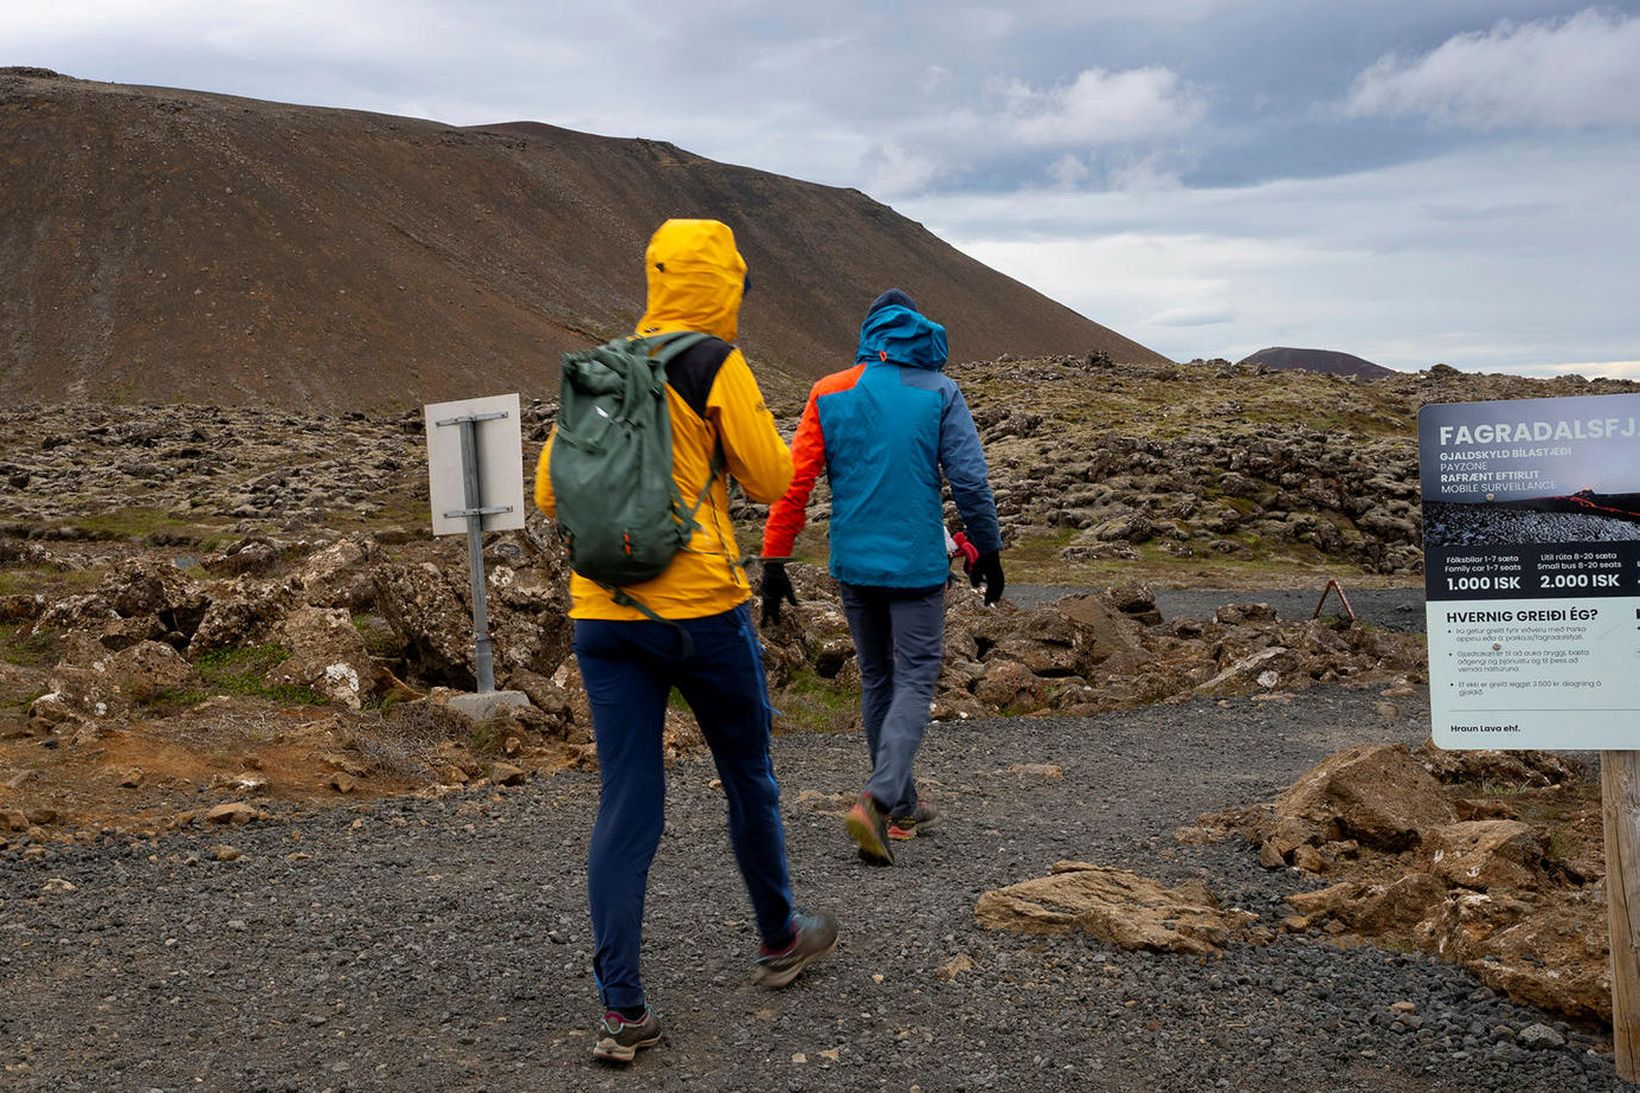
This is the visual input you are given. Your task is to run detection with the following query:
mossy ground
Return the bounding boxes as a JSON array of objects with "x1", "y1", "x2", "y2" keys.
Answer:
[
  {"x1": 42, "y1": 507, "x2": 234, "y2": 547},
  {"x1": 136, "y1": 644, "x2": 327, "y2": 715},
  {"x1": 773, "y1": 667, "x2": 859, "y2": 735}
]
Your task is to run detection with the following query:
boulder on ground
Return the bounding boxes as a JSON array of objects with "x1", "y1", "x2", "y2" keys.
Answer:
[
  {"x1": 506, "y1": 669, "x2": 575, "y2": 729},
  {"x1": 1274, "y1": 743, "x2": 1455, "y2": 851},
  {"x1": 28, "y1": 593, "x2": 119, "y2": 637},
  {"x1": 485, "y1": 556, "x2": 572, "y2": 678},
  {"x1": 975, "y1": 861, "x2": 1255, "y2": 955},
  {"x1": 190, "y1": 576, "x2": 299, "y2": 654},
  {"x1": 1414, "y1": 888, "x2": 1610, "y2": 1020},
  {"x1": 1055, "y1": 594, "x2": 1144, "y2": 676},
  {"x1": 1421, "y1": 820, "x2": 1546, "y2": 891},
  {"x1": 374, "y1": 562, "x2": 478, "y2": 684},
  {"x1": 268, "y1": 607, "x2": 382, "y2": 710},
  {"x1": 374, "y1": 546, "x2": 572, "y2": 688},
  {"x1": 1419, "y1": 745, "x2": 1578, "y2": 789},
  {"x1": 97, "y1": 559, "x2": 211, "y2": 640},
  {"x1": 38, "y1": 636, "x2": 198, "y2": 722},
  {"x1": 990, "y1": 636, "x2": 1079, "y2": 677},
  {"x1": 1196, "y1": 646, "x2": 1298, "y2": 695},
  {"x1": 1257, "y1": 815, "x2": 1325, "y2": 867},
  {"x1": 1105, "y1": 582, "x2": 1163, "y2": 625},
  {"x1": 1286, "y1": 873, "x2": 1447, "y2": 934},
  {"x1": 94, "y1": 615, "x2": 170, "y2": 652},
  {"x1": 292, "y1": 534, "x2": 379, "y2": 609},
  {"x1": 27, "y1": 690, "x2": 81, "y2": 728},
  {"x1": 0, "y1": 592, "x2": 45, "y2": 623},
  {"x1": 973, "y1": 660, "x2": 1044, "y2": 713},
  {"x1": 205, "y1": 802, "x2": 260, "y2": 825},
  {"x1": 202, "y1": 536, "x2": 284, "y2": 577},
  {"x1": 110, "y1": 639, "x2": 199, "y2": 698}
]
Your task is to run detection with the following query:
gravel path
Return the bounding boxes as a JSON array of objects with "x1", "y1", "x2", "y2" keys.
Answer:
[
  {"x1": 2, "y1": 687, "x2": 1621, "y2": 1091},
  {"x1": 1008, "y1": 584, "x2": 1427, "y2": 632}
]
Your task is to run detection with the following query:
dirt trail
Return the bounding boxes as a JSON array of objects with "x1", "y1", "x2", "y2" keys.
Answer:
[{"x1": 1, "y1": 686, "x2": 1620, "y2": 1091}]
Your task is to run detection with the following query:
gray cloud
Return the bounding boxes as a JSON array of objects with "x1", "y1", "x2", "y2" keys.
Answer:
[
  {"x1": 1345, "y1": 9, "x2": 1640, "y2": 129},
  {"x1": 910, "y1": 135, "x2": 1640, "y2": 371}
]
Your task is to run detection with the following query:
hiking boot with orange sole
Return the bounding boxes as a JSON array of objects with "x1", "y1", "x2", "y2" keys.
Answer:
[
  {"x1": 888, "y1": 802, "x2": 939, "y2": 841},
  {"x1": 845, "y1": 792, "x2": 893, "y2": 864}
]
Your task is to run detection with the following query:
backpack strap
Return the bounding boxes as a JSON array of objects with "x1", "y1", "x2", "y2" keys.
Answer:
[
  {"x1": 673, "y1": 442, "x2": 725, "y2": 543},
  {"x1": 602, "y1": 583, "x2": 695, "y2": 658},
  {"x1": 675, "y1": 442, "x2": 756, "y2": 585},
  {"x1": 648, "y1": 335, "x2": 729, "y2": 561},
  {"x1": 591, "y1": 330, "x2": 714, "y2": 655},
  {"x1": 644, "y1": 331, "x2": 710, "y2": 366}
]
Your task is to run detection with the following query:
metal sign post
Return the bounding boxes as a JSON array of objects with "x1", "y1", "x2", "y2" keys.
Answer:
[
  {"x1": 445, "y1": 409, "x2": 510, "y2": 692},
  {"x1": 424, "y1": 393, "x2": 526, "y2": 700}
]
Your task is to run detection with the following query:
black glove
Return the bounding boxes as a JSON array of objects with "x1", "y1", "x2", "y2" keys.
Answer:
[
  {"x1": 760, "y1": 561, "x2": 798, "y2": 626},
  {"x1": 968, "y1": 550, "x2": 1005, "y2": 606}
]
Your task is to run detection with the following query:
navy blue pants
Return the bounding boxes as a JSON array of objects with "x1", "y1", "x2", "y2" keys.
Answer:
[
  {"x1": 838, "y1": 582, "x2": 946, "y2": 817},
  {"x1": 574, "y1": 604, "x2": 796, "y2": 1011}
]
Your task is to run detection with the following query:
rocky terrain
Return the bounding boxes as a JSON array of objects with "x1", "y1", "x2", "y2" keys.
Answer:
[
  {"x1": 1188, "y1": 743, "x2": 1608, "y2": 1022},
  {"x1": 0, "y1": 367, "x2": 1451, "y2": 842},
  {"x1": 7, "y1": 356, "x2": 1634, "y2": 833},
  {"x1": 7, "y1": 358, "x2": 1640, "y2": 1088}
]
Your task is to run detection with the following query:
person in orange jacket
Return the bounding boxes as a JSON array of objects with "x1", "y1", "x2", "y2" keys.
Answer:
[
  {"x1": 759, "y1": 289, "x2": 1003, "y2": 865},
  {"x1": 535, "y1": 219, "x2": 836, "y2": 1064}
]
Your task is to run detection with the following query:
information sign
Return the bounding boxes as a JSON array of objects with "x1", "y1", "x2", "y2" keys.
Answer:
[
  {"x1": 424, "y1": 393, "x2": 525, "y2": 537},
  {"x1": 1422, "y1": 392, "x2": 1640, "y2": 749}
]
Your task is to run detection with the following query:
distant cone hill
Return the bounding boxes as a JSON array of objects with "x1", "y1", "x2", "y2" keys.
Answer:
[
  {"x1": 0, "y1": 68, "x2": 1169, "y2": 410},
  {"x1": 1237, "y1": 346, "x2": 1393, "y2": 381}
]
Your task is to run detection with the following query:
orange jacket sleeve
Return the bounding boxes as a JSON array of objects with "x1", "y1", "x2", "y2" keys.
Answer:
[
  {"x1": 762, "y1": 379, "x2": 828, "y2": 558},
  {"x1": 706, "y1": 350, "x2": 793, "y2": 505},
  {"x1": 762, "y1": 364, "x2": 865, "y2": 557}
]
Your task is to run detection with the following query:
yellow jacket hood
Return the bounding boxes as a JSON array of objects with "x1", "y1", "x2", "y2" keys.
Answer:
[{"x1": 637, "y1": 219, "x2": 746, "y2": 342}]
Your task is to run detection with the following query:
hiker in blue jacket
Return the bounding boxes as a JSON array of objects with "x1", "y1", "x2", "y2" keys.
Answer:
[{"x1": 761, "y1": 289, "x2": 1004, "y2": 863}]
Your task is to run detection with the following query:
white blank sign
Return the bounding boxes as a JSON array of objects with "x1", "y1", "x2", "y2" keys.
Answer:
[{"x1": 424, "y1": 393, "x2": 526, "y2": 536}]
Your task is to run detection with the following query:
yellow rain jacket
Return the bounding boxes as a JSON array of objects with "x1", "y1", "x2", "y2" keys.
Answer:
[{"x1": 534, "y1": 219, "x2": 794, "y2": 620}]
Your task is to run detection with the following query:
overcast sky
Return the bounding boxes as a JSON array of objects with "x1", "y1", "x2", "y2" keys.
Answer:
[{"x1": 6, "y1": 1, "x2": 1638, "y2": 374}]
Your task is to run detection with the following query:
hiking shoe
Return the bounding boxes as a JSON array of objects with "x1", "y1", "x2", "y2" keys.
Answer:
[
  {"x1": 845, "y1": 792, "x2": 893, "y2": 865},
  {"x1": 591, "y1": 1008, "x2": 661, "y2": 1064},
  {"x1": 752, "y1": 910, "x2": 839, "y2": 989},
  {"x1": 888, "y1": 802, "x2": 938, "y2": 841}
]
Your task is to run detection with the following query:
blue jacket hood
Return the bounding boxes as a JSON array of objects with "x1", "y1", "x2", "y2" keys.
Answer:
[{"x1": 855, "y1": 304, "x2": 948, "y2": 372}]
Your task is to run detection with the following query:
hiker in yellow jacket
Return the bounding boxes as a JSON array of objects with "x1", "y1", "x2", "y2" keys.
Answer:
[{"x1": 534, "y1": 219, "x2": 837, "y2": 1064}]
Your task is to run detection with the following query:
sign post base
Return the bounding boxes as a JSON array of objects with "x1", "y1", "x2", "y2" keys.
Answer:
[{"x1": 447, "y1": 689, "x2": 529, "y2": 723}]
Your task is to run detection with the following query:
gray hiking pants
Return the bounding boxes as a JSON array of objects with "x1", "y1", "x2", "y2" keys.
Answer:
[{"x1": 838, "y1": 581, "x2": 945, "y2": 816}]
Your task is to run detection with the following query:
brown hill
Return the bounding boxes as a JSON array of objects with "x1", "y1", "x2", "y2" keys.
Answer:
[
  {"x1": 0, "y1": 69, "x2": 1168, "y2": 410},
  {"x1": 1238, "y1": 346, "x2": 1395, "y2": 380}
]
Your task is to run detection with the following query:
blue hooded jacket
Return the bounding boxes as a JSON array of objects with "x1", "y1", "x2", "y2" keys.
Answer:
[{"x1": 802, "y1": 294, "x2": 1001, "y2": 588}]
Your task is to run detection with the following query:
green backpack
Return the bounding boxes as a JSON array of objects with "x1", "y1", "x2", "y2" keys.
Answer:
[{"x1": 550, "y1": 331, "x2": 723, "y2": 602}]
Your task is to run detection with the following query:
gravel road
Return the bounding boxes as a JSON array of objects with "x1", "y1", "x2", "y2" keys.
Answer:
[
  {"x1": 1008, "y1": 584, "x2": 1428, "y2": 632},
  {"x1": 2, "y1": 687, "x2": 1621, "y2": 1091}
]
